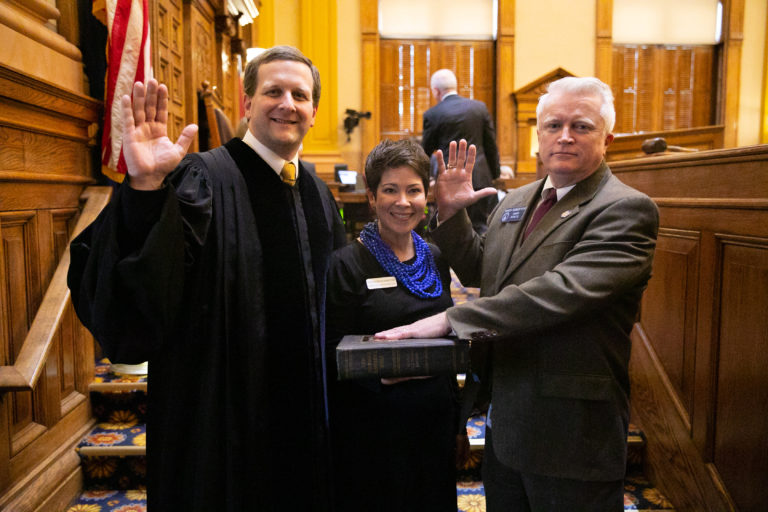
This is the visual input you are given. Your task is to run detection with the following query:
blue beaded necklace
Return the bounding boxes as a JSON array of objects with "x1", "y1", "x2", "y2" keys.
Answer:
[{"x1": 359, "y1": 221, "x2": 443, "y2": 299}]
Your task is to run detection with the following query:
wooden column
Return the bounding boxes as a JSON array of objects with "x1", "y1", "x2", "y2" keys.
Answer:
[
  {"x1": 496, "y1": 0, "x2": 515, "y2": 169},
  {"x1": 721, "y1": 0, "x2": 745, "y2": 147},
  {"x1": 0, "y1": 0, "x2": 84, "y2": 93},
  {"x1": 183, "y1": 0, "x2": 218, "y2": 152},
  {"x1": 359, "y1": 0, "x2": 380, "y2": 161},
  {"x1": 153, "y1": 0, "x2": 187, "y2": 144},
  {"x1": 297, "y1": 0, "x2": 341, "y2": 181},
  {"x1": 595, "y1": 0, "x2": 613, "y2": 84},
  {"x1": 762, "y1": 9, "x2": 768, "y2": 144}
]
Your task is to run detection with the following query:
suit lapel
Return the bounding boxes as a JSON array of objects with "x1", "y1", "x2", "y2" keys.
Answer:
[
  {"x1": 490, "y1": 183, "x2": 540, "y2": 292},
  {"x1": 497, "y1": 163, "x2": 611, "y2": 286}
]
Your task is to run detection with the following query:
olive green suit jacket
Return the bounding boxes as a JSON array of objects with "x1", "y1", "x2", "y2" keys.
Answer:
[{"x1": 432, "y1": 162, "x2": 659, "y2": 481}]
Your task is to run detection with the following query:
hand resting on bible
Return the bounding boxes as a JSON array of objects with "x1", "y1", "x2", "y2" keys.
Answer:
[{"x1": 374, "y1": 311, "x2": 451, "y2": 341}]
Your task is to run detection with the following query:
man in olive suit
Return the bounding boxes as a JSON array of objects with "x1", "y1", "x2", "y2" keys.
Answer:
[{"x1": 379, "y1": 76, "x2": 659, "y2": 511}]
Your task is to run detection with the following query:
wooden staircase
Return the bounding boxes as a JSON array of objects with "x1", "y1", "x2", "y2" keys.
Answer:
[{"x1": 65, "y1": 360, "x2": 147, "y2": 510}]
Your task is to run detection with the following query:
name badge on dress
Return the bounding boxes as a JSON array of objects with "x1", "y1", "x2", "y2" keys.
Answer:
[
  {"x1": 366, "y1": 276, "x2": 397, "y2": 289},
  {"x1": 501, "y1": 207, "x2": 526, "y2": 223}
]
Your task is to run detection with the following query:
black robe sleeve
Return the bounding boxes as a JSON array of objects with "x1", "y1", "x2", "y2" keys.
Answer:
[{"x1": 67, "y1": 159, "x2": 212, "y2": 363}]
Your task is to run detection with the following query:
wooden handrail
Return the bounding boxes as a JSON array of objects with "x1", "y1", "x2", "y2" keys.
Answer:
[{"x1": 0, "y1": 186, "x2": 112, "y2": 391}]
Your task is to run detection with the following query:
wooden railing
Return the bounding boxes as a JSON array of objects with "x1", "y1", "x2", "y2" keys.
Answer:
[{"x1": 0, "y1": 186, "x2": 111, "y2": 392}]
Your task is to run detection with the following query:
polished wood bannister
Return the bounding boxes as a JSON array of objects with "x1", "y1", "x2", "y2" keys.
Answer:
[{"x1": 0, "y1": 187, "x2": 110, "y2": 393}]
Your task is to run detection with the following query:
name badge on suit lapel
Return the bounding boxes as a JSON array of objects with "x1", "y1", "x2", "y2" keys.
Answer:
[{"x1": 501, "y1": 207, "x2": 526, "y2": 223}]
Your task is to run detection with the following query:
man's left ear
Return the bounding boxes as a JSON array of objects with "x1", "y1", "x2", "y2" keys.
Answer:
[
  {"x1": 310, "y1": 106, "x2": 318, "y2": 128},
  {"x1": 604, "y1": 133, "x2": 615, "y2": 147}
]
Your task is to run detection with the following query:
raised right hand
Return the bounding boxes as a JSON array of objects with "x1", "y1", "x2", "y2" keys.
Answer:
[
  {"x1": 434, "y1": 139, "x2": 498, "y2": 223},
  {"x1": 121, "y1": 79, "x2": 198, "y2": 190}
]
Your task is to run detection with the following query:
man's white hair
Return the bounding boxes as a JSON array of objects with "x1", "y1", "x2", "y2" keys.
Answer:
[
  {"x1": 430, "y1": 69, "x2": 458, "y2": 93},
  {"x1": 536, "y1": 77, "x2": 616, "y2": 134}
]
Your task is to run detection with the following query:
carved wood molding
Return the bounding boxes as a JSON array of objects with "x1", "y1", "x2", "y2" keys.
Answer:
[
  {"x1": 0, "y1": 1, "x2": 81, "y2": 61},
  {"x1": 0, "y1": 171, "x2": 93, "y2": 185},
  {"x1": 9, "y1": 0, "x2": 60, "y2": 22},
  {"x1": 0, "y1": 417, "x2": 95, "y2": 510},
  {"x1": 0, "y1": 187, "x2": 111, "y2": 392},
  {"x1": 0, "y1": 65, "x2": 100, "y2": 122},
  {"x1": 652, "y1": 198, "x2": 768, "y2": 210},
  {"x1": 610, "y1": 144, "x2": 768, "y2": 172},
  {"x1": 629, "y1": 325, "x2": 735, "y2": 510}
]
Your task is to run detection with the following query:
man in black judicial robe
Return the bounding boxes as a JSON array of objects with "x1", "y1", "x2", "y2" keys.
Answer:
[{"x1": 67, "y1": 46, "x2": 346, "y2": 511}]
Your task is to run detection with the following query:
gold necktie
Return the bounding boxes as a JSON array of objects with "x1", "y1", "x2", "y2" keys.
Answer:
[{"x1": 281, "y1": 161, "x2": 297, "y2": 186}]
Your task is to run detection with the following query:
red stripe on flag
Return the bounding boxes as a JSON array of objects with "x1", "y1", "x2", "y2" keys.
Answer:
[
  {"x1": 102, "y1": 0, "x2": 132, "y2": 166},
  {"x1": 99, "y1": 0, "x2": 151, "y2": 180}
]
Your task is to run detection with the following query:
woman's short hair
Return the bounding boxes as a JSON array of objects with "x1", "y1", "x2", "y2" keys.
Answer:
[
  {"x1": 536, "y1": 76, "x2": 616, "y2": 134},
  {"x1": 365, "y1": 139, "x2": 431, "y2": 196},
  {"x1": 243, "y1": 45, "x2": 321, "y2": 108}
]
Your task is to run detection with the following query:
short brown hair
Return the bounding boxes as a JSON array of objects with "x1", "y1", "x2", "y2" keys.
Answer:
[
  {"x1": 365, "y1": 139, "x2": 431, "y2": 196},
  {"x1": 242, "y1": 46, "x2": 321, "y2": 108}
]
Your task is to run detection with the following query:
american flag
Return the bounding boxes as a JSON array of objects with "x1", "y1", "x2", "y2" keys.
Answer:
[{"x1": 93, "y1": 0, "x2": 151, "y2": 182}]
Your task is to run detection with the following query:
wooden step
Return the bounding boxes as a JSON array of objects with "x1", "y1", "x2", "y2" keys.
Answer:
[{"x1": 65, "y1": 489, "x2": 146, "y2": 511}]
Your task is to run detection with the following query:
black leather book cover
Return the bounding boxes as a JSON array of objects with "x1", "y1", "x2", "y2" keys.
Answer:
[{"x1": 336, "y1": 334, "x2": 470, "y2": 380}]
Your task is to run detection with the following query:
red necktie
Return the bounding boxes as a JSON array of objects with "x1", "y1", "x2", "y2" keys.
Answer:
[{"x1": 523, "y1": 188, "x2": 557, "y2": 241}]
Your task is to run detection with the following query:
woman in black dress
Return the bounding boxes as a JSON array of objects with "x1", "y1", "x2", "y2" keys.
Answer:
[{"x1": 327, "y1": 139, "x2": 463, "y2": 512}]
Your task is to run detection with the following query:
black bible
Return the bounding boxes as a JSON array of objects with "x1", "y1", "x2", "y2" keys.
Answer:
[{"x1": 335, "y1": 334, "x2": 470, "y2": 380}]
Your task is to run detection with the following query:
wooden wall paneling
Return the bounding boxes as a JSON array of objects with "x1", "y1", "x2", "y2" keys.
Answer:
[
  {"x1": 213, "y1": 11, "x2": 243, "y2": 130},
  {"x1": 378, "y1": 40, "x2": 399, "y2": 138},
  {"x1": 2, "y1": 213, "x2": 44, "y2": 453},
  {"x1": 640, "y1": 46, "x2": 661, "y2": 133},
  {"x1": 611, "y1": 145, "x2": 768, "y2": 511},
  {"x1": 412, "y1": 40, "x2": 430, "y2": 136},
  {"x1": 184, "y1": 0, "x2": 217, "y2": 152},
  {"x1": 496, "y1": 0, "x2": 514, "y2": 168},
  {"x1": 629, "y1": 325, "x2": 734, "y2": 512},
  {"x1": 0, "y1": 59, "x2": 99, "y2": 507},
  {"x1": 640, "y1": 228, "x2": 700, "y2": 424},
  {"x1": 31, "y1": 210, "x2": 61, "y2": 430},
  {"x1": 51, "y1": 210, "x2": 85, "y2": 417},
  {"x1": 153, "y1": 0, "x2": 186, "y2": 144},
  {"x1": 379, "y1": 39, "x2": 495, "y2": 141},
  {"x1": 467, "y1": 42, "x2": 495, "y2": 117},
  {"x1": 692, "y1": 46, "x2": 715, "y2": 128},
  {"x1": 611, "y1": 44, "x2": 715, "y2": 135},
  {"x1": 0, "y1": 215, "x2": 10, "y2": 490},
  {"x1": 711, "y1": 235, "x2": 768, "y2": 512},
  {"x1": 611, "y1": 46, "x2": 631, "y2": 133},
  {"x1": 4, "y1": 400, "x2": 92, "y2": 502}
]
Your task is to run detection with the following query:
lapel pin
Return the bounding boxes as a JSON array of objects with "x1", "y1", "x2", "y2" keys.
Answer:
[{"x1": 561, "y1": 210, "x2": 573, "y2": 218}]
